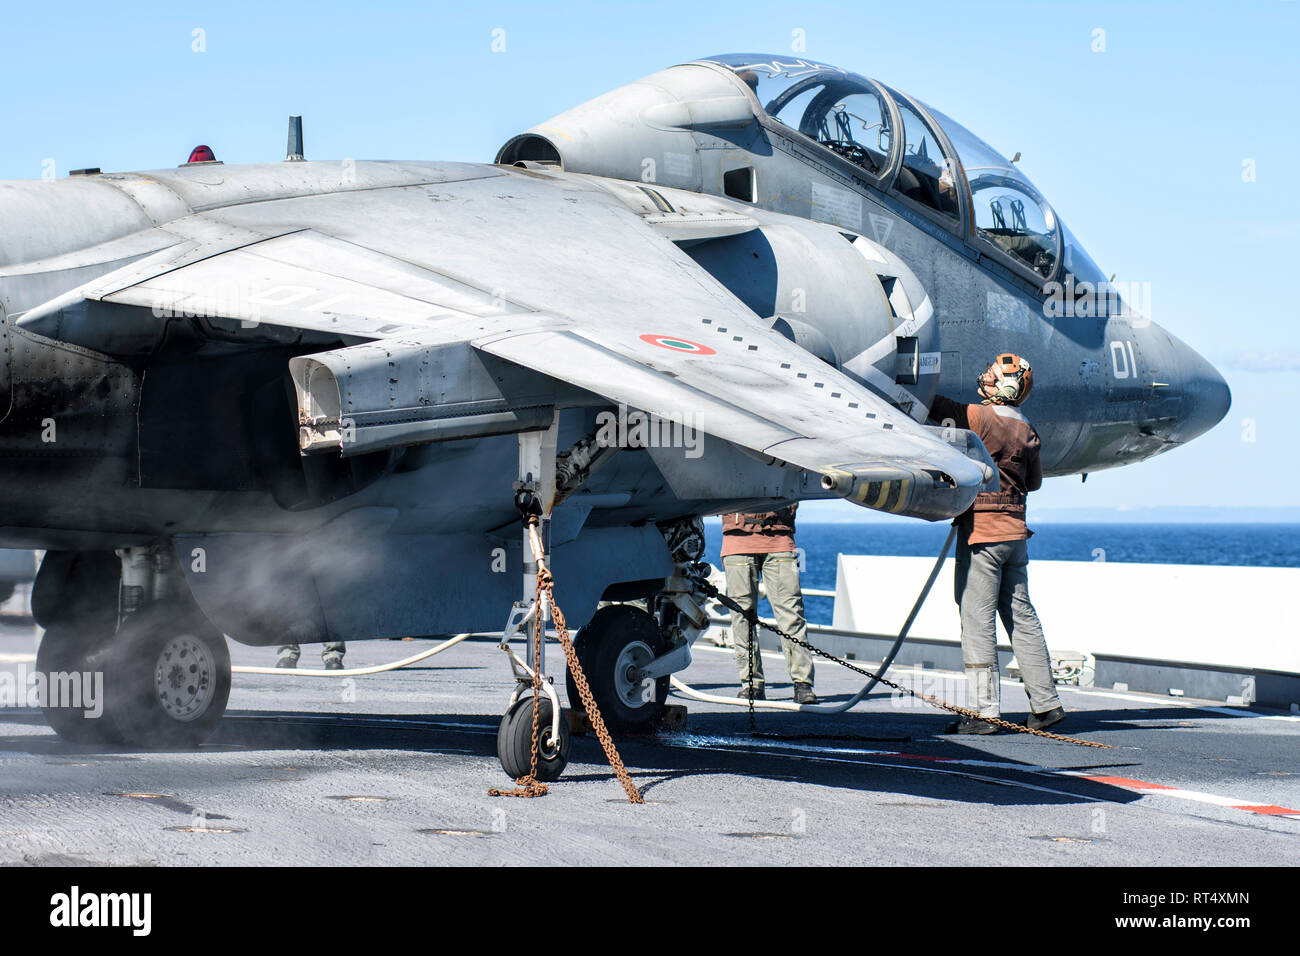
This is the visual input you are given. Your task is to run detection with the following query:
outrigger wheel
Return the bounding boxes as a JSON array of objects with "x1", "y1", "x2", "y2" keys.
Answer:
[
  {"x1": 497, "y1": 694, "x2": 571, "y2": 781},
  {"x1": 565, "y1": 603, "x2": 670, "y2": 734}
]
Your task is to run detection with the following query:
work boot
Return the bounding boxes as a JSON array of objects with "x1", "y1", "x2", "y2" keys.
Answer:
[
  {"x1": 945, "y1": 716, "x2": 1000, "y2": 735},
  {"x1": 323, "y1": 658, "x2": 345, "y2": 671},
  {"x1": 1026, "y1": 706, "x2": 1065, "y2": 731},
  {"x1": 737, "y1": 684, "x2": 766, "y2": 701},
  {"x1": 793, "y1": 682, "x2": 818, "y2": 705}
]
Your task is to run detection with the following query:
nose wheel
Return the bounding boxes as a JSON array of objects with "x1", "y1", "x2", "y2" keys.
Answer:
[{"x1": 565, "y1": 604, "x2": 669, "y2": 734}]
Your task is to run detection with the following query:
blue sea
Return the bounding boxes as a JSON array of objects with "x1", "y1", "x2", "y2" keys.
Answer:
[{"x1": 703, "y1": 522, "x2": 1300, "y2": 626}]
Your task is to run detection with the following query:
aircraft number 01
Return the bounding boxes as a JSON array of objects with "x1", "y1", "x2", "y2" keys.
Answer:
[{"x1": 1110, "y1": 340, "x2": 1137, "y2": 380}]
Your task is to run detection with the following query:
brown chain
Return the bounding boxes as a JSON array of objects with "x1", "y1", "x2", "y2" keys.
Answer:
[
  {"x1": 543, "y1": 570, "x2": 644, "y2": 803},
  {"x1": 490, "y1": 519, "x2": 644, "y2": 804},
  {"x1": 488, "y1": 595, "x2": 550, "y2": 798},
  {"x1": 709, "y1": 577, "x2": 1111, "y2": 749}
]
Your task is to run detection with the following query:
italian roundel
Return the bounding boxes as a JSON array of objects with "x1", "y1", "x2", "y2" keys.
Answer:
[{"x1": 638, "y1": 334, "x2": 716, "y2": 355}]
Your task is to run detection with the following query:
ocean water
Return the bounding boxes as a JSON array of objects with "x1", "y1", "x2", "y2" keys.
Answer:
[{"x1": 702, "y1": 522, "x2": 1300, "y2": 626}]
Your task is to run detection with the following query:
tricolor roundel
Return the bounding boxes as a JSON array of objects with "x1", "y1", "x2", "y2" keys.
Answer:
[{"x1": 639, "y1": 334, "x2": 716, "y2": 355}]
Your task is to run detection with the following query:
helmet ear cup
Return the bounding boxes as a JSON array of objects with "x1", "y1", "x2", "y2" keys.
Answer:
[{"x1": 1017, "y1": 363, "x2": 1034, "y2": 404}]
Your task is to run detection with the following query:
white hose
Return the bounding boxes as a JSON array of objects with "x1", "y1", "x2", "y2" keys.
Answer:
[
  {"x1": 671, "y1": 676, "x2": 811, "y2": 711},
  {"x1": 671, "y1": 525, "x2": 957, "y2": 714},
  {"x1": 232, "y1": 632, "x2": 473, "y2": 677}
]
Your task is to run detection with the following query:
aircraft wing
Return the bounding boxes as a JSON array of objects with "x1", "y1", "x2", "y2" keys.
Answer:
[
  {"x1": 472, "y1": 325, "x2": 988, "y2": 519},
  {"x1": 14, "y1": 164, "x2": 989, "y2": 519}
]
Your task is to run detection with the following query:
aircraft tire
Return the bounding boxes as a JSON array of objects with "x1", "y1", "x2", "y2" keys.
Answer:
[
  {"x1": 565, "y1": 603, "x2": 669, "y2": 734},
  {"x1": 497, "y1": 694, "x2": 570, "y2": 781},
  {"x1": 95, "y1": 604, "x2": 231, "y2": 750},
  {"x1": 36, "y1": 620, "x2": 124, "y2": 745}
]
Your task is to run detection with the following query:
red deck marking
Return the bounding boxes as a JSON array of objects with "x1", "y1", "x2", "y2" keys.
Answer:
[
  {"x1": 1233, "y1": 805, "x2": 1300, "y2": 815},
  {"x1": 1082, "y1": 776, "x2": 1175, "y2": 790}
]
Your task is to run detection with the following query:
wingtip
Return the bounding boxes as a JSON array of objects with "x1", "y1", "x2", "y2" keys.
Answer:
[{"x1": 823, "y1": 461, "x2": 979, "y2": 521}]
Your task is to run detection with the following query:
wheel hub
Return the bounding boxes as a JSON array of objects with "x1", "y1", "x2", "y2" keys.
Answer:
[
  {"x1": 539, "y1": 727, "x2": 560, "y2": 759},
  {"x1": 612, "y1": 641, "x2": 655, "y2": 708},
  {"x1": 153, "y1": 632, "x2": 216, "y2": 722}
]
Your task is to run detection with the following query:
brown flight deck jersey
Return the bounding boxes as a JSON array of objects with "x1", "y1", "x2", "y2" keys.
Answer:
[
  {"x1": 929, "y1": 395, "x2": 1043, "y2": 545},
  {"x1": 720, "y1": 504, "x2": 798, "y2": 557}
]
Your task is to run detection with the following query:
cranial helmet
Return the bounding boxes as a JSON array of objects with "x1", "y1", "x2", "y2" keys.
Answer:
[{"x1": 977, "y1": 353, "x2": 1034, "y2": 406}]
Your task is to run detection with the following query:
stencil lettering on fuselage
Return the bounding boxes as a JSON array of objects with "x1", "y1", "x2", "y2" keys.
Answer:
[
  {"x1": 663, "y1": 152, "x2": 694, "y2": 180},
  {"x1": 985, "y1": 291, "x2": 1030, "y2": 334},
  {"x1": 811, "y1": 183, "x2": 862, "y2": 230}
]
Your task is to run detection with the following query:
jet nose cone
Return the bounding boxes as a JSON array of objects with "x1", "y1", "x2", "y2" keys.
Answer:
[{"x1": 1169, "y1": 335, "x2": 1231, "y2": 443}]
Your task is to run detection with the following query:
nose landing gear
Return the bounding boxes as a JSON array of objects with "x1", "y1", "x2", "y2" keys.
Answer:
[{"x1": 564, "y1": 603, "x2": 670, "y2": 733}]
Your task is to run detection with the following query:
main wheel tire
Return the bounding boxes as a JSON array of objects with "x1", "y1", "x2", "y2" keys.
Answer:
[
  {"x1": 565, "y1": 603, "x2": 669, "y2": 734},
  {"x1": 31, "y1": 551, "x2": 120, "y2": 631},
  {"x1": 35, "y1": 620, "x2": 123, "y2": 745},
  {"x1": 94, "y1": 604, "x2": 231, "y2": 749},
  {"x1": 497, "y1": 695, "x2": 570, "y2": 781}
]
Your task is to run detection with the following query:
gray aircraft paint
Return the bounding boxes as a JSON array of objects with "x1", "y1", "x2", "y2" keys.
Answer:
[
  {"x1": 499, "y1": 55, "x2": 1229, "y2": 475},
  {"x1": 0, "y1": 55, "x2": 1228, "y2": 642}
]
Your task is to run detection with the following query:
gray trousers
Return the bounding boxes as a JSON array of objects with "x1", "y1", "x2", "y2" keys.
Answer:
[
  {"x1": 954, "y1": 537, "x2": 1060, "y2": 718},
  {"x1": 278, "y1": 642, "x2": 346, "y2": 664},
  {"x1": 724, "y1": 551, "x2": 814, "y2": 688}
]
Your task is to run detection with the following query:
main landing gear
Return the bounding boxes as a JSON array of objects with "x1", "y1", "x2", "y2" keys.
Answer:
[{"x1": 32, "y1": 546, "x2": 231, "y2": 749}]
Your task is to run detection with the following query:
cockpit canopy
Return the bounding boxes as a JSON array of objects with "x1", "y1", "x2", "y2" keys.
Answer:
[{"x1": 703, "y1": 54, "x2": 1104, "y2": 288}]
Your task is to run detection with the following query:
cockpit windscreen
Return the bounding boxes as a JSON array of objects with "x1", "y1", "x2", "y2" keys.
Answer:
[
  {"x1": 924, "y1": 105, "x2": 1059, "y2": 278},
  {"x1": 704, "y1": 54, "x2": 1096, "y2": 284},
  {"x1": 706, "y1": 54, "x2": 893, "y2": 177}
]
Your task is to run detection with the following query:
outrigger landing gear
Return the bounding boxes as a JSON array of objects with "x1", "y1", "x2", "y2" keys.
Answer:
[
  {"x1": 494, "y1": 416, "x2": 572, "y2": 782},
  {"x1": 496, "y1": 599, "x2": 571, "y2": 781},
  {"x1": 497, "y1": 692, "x2": 570, "y2": 781}
]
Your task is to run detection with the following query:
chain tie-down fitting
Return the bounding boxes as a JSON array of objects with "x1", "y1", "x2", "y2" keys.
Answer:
[{"x1": 489, "y1": 517, "x2": 645, "y2": 803}]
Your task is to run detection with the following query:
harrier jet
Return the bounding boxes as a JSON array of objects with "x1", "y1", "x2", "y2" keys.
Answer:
[{"x1": 0, "y1": 54, "x2": 1228, "y2": 777}]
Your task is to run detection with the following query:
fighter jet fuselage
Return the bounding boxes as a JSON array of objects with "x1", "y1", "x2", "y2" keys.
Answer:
[
  {"x1": 0, "y1": 54, "x2": 1229, "y2": 658},
  {"x1": 499, "y1": 55, "x2": 1231, "y2": 474}
]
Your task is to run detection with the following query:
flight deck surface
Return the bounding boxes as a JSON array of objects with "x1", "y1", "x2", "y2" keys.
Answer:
[{"x1": 2, "y1": 620, "x2": 1296, "y2": 866}]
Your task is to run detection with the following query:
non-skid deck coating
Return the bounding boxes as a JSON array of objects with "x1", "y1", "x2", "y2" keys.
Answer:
[{"x1": 1, "y1": 620, "x2": 1297, "y2": 866}]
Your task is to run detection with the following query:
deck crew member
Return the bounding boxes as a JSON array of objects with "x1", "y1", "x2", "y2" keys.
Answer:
[
  {"x1": 277, "y1": 640, "x2": 347, "y2": 670},
  {"x1": 722, "y1": 504, "x2": 817, "y2": 704},
  {"x1": 929, "y1": 353, "x2": 1064, "y2": 734}
]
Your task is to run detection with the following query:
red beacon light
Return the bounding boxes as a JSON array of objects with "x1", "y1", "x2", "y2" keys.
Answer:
[{"x1": 183, "y1": 145, "x2": 218, "y2": 165}]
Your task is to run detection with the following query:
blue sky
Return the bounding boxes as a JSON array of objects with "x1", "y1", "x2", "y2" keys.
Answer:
[{"x1": 3, "y1": 1, "x2": 1297, "y2": 517}]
